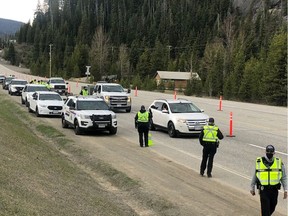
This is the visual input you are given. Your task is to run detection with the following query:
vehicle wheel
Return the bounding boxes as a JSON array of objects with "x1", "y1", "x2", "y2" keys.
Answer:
[
  {"x1": 126, "y1": 107, "x2": 131, "y2": 113},
  {"x1": 62, "y1": 116, "x2": 68, "y2": 128},
  {"x1": 149, "y1": 120, "x2": 156, "y2": 131},
  {"x1": 35, "y1": 107, "x2": 41, "y2": 117},
  {"x1": 8, "y1": 90, "x2": 11, "y2": 95},
  {"x1": 74, "y1": 120, "x2": 82, "y2": 135},
  {"x1": 28, "y1": 106, "x2": 32, "y2": 113},
  {"x1": 109, "y1": 127, "x2": 117, "y2": 135},
  {"x1": 21, "y1": 97, "x2": 25, "y2": 105},
  {"x1": 168, "y1": 122, "x2": 177, "y2": 138},
  {"x1": 25, "y1": 99, "x2": 29, "y2": 107}
]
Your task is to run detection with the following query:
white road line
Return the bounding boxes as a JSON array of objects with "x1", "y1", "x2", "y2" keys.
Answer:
[{"x1": 249, "y1": 143, "x2": 288, "y2": 156}]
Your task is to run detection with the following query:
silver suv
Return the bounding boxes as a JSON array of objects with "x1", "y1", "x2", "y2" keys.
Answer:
[
  {"x1": 62, "y1": 96, "x2": 117, "y2": 135},
  {"x1": 149, "y1": 99, "x2": 209, "y2": 137}
]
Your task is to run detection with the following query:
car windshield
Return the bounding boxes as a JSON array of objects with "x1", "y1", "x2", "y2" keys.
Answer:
[
  {"x1": 50, "y1": 79, "x2": 65, "y2": 84},
  {"x1": 102, "y1": 85, "x2": 124, "y2": 92},
  {"x1": 39, "y1": 94, "x2": 62, "y2": 101},
  {"x1": 11, "y1": 80, "x2": 28, "y2": 85},
  {"x1": 5, "y1": 77, "x2": 15, "y2": 82},
  {"x1": 77, "y1": 100, "x2": 109, "y2": 110},
  {"x1": 169, "y1": 102, "x2": 202, "y2": 113},
  {"x1": 28, "y1": 86, "x2": 49, "y2": 92}
]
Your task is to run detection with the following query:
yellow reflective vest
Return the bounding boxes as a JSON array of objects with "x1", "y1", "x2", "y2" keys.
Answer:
[
  {"x1": 137, "y1": 112, "x2": 149, "y2": 123},
  {"x1": 256, "y1": 157, "x2": 282, "y2": 186},
  {"x1": 202, "y1": 125, "x2": 219, "y2": 142},
  {"x1": 81, "y1": 89, "x2": 89, "y2": 96}
]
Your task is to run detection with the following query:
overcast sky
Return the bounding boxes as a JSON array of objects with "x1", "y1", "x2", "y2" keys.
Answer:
[{"x1": 0, "y1": 0, "x2": 43, "y2": 23}]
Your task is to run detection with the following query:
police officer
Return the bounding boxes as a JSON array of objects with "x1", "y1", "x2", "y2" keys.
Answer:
[
  {"x1": 134, "y1": 105, "x2": 152, "y2": 147},
  {"x1": 199, "y1": 117, "x2": 224, "y2": 178},
  {"x1": 80, "y1": 86, "x2": 89, "y2": 96},
  {"x1": 250, "y1": 145, "x2": 287, "y2": 216}
]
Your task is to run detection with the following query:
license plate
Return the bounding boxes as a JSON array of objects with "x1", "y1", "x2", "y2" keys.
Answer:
[
  {"x1": 98, "y1": 124, "x2": 106, "y2": 128},
  {"x1": 52, "y1": 110, "x2": 60, "y2": 114}
]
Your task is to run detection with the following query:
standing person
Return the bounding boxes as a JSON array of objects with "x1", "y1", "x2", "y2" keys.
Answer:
[
  {"x1": 80, "y1": 86, "x2": 89, "y2": 96},
  {"x1": 250, "y1": 145, "x2": 287, "y2": 216},
  {"x1": 135, "y1": 105, "x2": 152, "y2": 147},
  {"x1": 199, "y1": 117, "x2": 224, "y2": 178}
]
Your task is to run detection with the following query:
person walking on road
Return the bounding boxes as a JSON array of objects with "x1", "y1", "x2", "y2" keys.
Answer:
[
  {"x1": 199, "y1": 117, "x2": 224, "y2": 178},
  {"x1": 250, "y1": 145, "x2": 287, "y2": 216},
  {"x1": 135, "y1": 105, "x2": 152, "y2": 147}
]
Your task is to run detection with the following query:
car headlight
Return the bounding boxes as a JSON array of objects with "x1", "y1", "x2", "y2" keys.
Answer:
[
  {"x1": 11, "y1": 86, "x2": 16, "y2": 91},
  {"x1": 79, "y1": 114, "x2": 90, "y2": 119},
  {"x1": 104, "y1": 95, "x2": 110, "y2": 102},
  {"x1": 39, "y1": 104, "x2": 47, "y2": 108},
  {"x1": 127, "y1": 96, "x2": 131, "y2": 102},
  {"x1": 177, "y1": 119, "x2": 187, "y2": 123},
  {"x1": 111, "y1": 113, "x2": 116, "y2": 119}
]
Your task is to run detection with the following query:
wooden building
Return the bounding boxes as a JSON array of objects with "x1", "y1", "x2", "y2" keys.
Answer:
[{"x1": 155, "y1": 71, "x2": 200, "y2": 90}]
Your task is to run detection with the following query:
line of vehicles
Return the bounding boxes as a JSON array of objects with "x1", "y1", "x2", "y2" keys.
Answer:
[{"x1": 0, "y1": 74, "x2": 210, "y2": 138}]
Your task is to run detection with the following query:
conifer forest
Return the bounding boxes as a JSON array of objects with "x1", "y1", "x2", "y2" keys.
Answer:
[{"x1": 4, "y1": 0, "x2": 288, "y2": 106}]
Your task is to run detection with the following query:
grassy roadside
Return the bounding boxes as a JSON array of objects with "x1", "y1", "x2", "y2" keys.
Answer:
[{"x1": 0, "y1": 91, "x2": 177, "y2": 216}]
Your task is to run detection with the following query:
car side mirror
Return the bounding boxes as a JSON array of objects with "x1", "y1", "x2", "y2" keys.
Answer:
[
  {"x1": 127, "y1": 88, "x2": 131, "y2": 93},
  {"x1": 201, "y1": 109, "x2": 204, "y2": 112}
]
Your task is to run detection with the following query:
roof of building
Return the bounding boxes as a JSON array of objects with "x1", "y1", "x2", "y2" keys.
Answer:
[{"x1": 156, "y1": 71, "x2": 201, "y2": 80}]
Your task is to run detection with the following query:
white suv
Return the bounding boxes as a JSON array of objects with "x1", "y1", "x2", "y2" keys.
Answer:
[
  {"x1": 62, "y1": 96, "x2": 117, "y2": 135},
  {"x1": 149, "y1": 99, "x2": 209, "y2": 137},
  {"x1": 8, "y1": 79, "x2": 28, "y2": 95},
  {"x1": 47, "y1": 77, "x2": 68, "y2": 95}
]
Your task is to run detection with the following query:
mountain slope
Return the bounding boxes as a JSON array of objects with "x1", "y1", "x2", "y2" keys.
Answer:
[{"x1": 0, "y1": 18, "x2": 24, "y2": 36}]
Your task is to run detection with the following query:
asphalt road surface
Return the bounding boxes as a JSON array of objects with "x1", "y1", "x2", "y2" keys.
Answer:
[{"x1": 1, "y1": 63, "x2": 287, "y2": 215}]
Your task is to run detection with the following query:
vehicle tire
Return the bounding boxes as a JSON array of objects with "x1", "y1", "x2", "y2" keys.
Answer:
[
  {"x1": 126, "y1": 107, "x2": 131, "y2": 113},
  {"x1": 149, "y1": 120, "x2": 156, "y2": 131},
  {"x1": 74, "y1": 120, "x2": 82, "y2": 135},
  {"x1": 168, "y1": 122, "x2": 178, "y2": 138},
  {"x1": 35, "y1": 107, "x2": 41, "y2": 117},
  {"x1": 25, "y1": 99, "x2": 29, "y2": 107},
  {"x1": 8, "y1": 90, "x2": 11, "y2": 95},
  {"x1": 28, "y1": 105, "x2": 32, "y2": 113},
  {"x1": 21, "y1": 97, "x2": 25, "y2": 105},
  {"x1": 109, "y1": 127, "x2": 117, "y2": 135},
  {"x1": 62, "y1": 116, "x2": 68, "y2": 128}
]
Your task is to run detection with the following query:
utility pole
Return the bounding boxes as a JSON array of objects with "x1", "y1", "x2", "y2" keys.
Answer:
[{"x1": 49, "y1": 44, "x2": 53, "y2": 78}]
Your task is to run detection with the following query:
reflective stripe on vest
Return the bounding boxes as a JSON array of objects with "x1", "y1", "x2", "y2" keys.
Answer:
[
  {"x1": 137, "y1": 111, "x2": 149, "y2": 122},
  {"x1": 202, "y1": 125, "x2": 218, "y2": 142},
  {"x1": 256, "y1": 157, "x2": 282, "y2": 186}
]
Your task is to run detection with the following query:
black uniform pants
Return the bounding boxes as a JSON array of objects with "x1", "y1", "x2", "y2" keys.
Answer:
[
  {"x1": 200, "y1": 143, "x2": 217, "y2": 175},
  {"x1": 259, "y1": 187, "x2": 278, "y2": 216},
  {"x1": 137, "y1": 123, "x2": 149, "y2": 147}
]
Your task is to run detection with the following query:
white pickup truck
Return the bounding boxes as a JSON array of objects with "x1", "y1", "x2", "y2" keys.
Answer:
[
  {"x1": 93, "y1": 82, "x2": 131, "y2": 112},
  {"x1": 61, "y1": 96, "x2": 117, "y2": 135}
]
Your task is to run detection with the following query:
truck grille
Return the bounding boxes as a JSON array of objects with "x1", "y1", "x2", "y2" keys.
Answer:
[
  {"x1": 16, "y1": 87, "x2": 24, "y2": 91},
  {"x1": 54, "y1": 85, "x2": 65, "y2": 90},
  {"x1": 48, "y1": 106, "x2": 62, "y2": 110},
  {"x1": 109, "y1": 96, "x2": 128, "y2": 106}
]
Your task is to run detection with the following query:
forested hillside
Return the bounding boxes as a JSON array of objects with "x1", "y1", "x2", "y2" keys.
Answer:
[
  {"x1": 6, "y1": 0, "x2": 288, "y2": 105},
  {"x1": 0, "y1": 18, "x2": 23, "y2": 36}
]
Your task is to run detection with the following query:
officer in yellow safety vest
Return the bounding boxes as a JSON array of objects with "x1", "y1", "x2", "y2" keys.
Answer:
[
  {"x1": 250, "y1": 145, "x2": 287, "y2": 216},
  {"x1": 80, "y1": 86, "x2": 89, "y2": 96},
  {"x1": 134, "y1": 105, "x2": 152, "y2": 147},
  {"x1": 199, "y1": 117, "x2": 223, "y2": 178}
]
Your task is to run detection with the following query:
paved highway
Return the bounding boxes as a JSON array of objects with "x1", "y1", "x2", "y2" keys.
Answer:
[{"x1": 1, "y1": 64, "x2": 287, "y2": 215}]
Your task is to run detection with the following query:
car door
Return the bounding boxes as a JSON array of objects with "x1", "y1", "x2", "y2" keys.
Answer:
[
  {"x1": 64, "y1": 99, "x2": 75, "y2": 123},
  {"x1": 30, "y1": 92, "x2": 38, "y2": 111},
  {"x1": 151, "y1": 102, "x2": 164, "y2": 127},
  {"x1": 22, "y1": 86, "x2": 27, "y2": 101}
]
